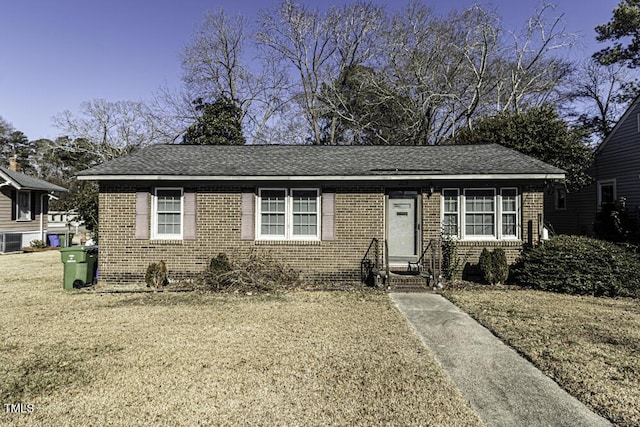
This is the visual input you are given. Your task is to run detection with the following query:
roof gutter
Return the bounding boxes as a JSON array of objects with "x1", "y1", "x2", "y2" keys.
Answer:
[{"x1": 77, "y1": 173, "x2": 565, "y2": 182}]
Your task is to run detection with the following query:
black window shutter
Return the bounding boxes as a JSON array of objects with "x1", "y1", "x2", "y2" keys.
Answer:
[
  {"x1": 30, "y1": 192, "x2": 37, "y2": 220},
  {"x1": 10, "y1": 190, "x2": 16, "y2": 221}
]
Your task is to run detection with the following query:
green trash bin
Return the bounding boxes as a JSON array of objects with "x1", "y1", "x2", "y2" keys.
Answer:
[{"x1": 60, "y1": 246, "x2": 98, "y2": 289}]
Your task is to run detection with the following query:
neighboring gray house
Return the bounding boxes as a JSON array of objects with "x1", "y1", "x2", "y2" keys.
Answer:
[
  {"x1": 78, "y1": 144, "x2": 564, "y2": 286},
  {"x1": 546, "y1": 96, "x2": 640, "y2": 236},
  {"x1": 0, "y1": 159, "x2": 68, "y2": 252}
]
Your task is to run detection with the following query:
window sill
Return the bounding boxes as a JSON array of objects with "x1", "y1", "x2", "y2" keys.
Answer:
[
  {"x1": 255, "y1": 240, "x2": 321, "y2": 246},
  {"x1": 16, "y1": 219, "x2": 33, "y2": 222},
  {"x1": 149, "y1": 239, "x2": 184, "y2": 245},
  {"x1": 457, "y1": 240, "x2": 523, "y2": 246}
]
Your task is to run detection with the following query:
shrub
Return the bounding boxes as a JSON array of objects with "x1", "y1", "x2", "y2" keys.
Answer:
[
  {"x1": 208, "y1": 253, "x2": 232, "y2": 276},
  {"x1": 145, "y1": 261, "x2": 168, "y2": 288},
  {"x1": 441, "y1": 236, "x2": 467, "y2": 280},
  {"x1": 491, "y1": 248, "x2": 509, "y2": 285},
  {"x1": 511, "y1": 235, "x2": 640, "y2": 298},
  {"x1": 478, "y1": 248, "x2": 508, "y2": 285},
  {"x1": 478, "y1": 248, "x2": 494, "y2": 285},
  {"x1": 29, "y1": 240, "x2": 48, "y2": 249},
  {"x1": 201, "y1": 251, "x2": 300, "y2": 293},
  {"x1": 593, "y1": 198, "x2": 638, "y2": 243}
]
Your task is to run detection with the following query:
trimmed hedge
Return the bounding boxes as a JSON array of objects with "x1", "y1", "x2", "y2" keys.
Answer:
[{"x1": 511, "y1": 236, "x2": 640, "y2": 298}]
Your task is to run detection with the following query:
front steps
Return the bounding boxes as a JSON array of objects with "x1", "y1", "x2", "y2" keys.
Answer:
[{"x1": 380, "y1": 271, "x2": 442, "y2": 292}]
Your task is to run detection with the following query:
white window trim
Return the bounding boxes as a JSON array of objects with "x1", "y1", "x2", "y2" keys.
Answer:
[
  {"x1": 597, "y1": 179, "x2": 616, "y2": 207},
  {"x1": 442, "y1": 188, "x2": 520, "y2": 241},
  {"x1": 462, "y1": 188, "x2": 497, "y2": 240},
  {"x1": 441, "y1": 188, "x2": 460, "y2": 238},
  {"x1": 257, "y1": 188, "x2": 321, "y2": 241},
  {"x1": 499, "y1": 187, "x2": 520, "y2": 240},
  {"x1": 16, "y1": 190, "x2": 32, "y2": 222},
  {"x1": 152, "y1": 187, "x2": 184, "y2": 240}
]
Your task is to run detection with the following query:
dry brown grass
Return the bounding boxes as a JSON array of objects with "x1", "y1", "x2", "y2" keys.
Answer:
[
  {"x1": 444, "y1": 288, "x2": 640, "y2": 426},
  {"x1": 0, "y1": 251, "x2": 482, "y2": 426}
]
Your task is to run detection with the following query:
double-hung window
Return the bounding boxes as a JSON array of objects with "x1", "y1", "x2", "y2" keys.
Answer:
[
  {"x1": 500, "y1": 188, "x2": 518, "y2": 238},
  {"x1": 597, "y1": 179, "x2": 616, "y2": 207},
  {"x1": 258, "y1": 188, "x2": 320, "y2": 240},
  {"x1": 465, "y1": 189, "x2": 496, "y2": 237},
  {"x1": 16, "y1": 191, "x2": 31, "y2": 221},
  {"x1": 153, "y1": 188, "x2": 183, "y2": 239},
  {"x1": 442, "y1": 189, "x2": 459, "y2": 236},
  {"x1": 442, "y1": 188, "x2": 519, "y2": 240}
]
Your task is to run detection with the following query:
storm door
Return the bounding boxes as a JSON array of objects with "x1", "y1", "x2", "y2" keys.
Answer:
[{"x1": 386, "y1": 192, "x2": 420, "y2": 264}]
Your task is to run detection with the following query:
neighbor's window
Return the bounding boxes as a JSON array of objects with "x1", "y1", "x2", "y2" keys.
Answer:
[
  {"x1": 597, "y1": 179, "x2": 616, "y2": 207},
  {"x1": 442, "y1": 189, "x2": 459, "y2": 236},
  {"x1": 258, "y1": 188, "x2": 320, "y2": 240},
  {"x1": 554, "y1": 187, "x2": 567, "y2": 210},
  {"x1": 465, "y1": 189, "x2": 495, "y2": 237},
  {"x1": 16, "y1": 191, "x2": 31, "y2": 221},
  {"x1": 153, "y1": 188, "x2": 183, "y2": 239}
]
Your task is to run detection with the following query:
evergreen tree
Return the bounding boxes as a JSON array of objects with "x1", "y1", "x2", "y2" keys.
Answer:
[{"x1": 182, "y1": 97, "x2": 245, "y2": 145}]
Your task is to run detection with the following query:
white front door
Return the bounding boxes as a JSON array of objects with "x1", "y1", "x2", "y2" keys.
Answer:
[{"x1": 387, "y1": 198, "x2": 417, "y2": 262}]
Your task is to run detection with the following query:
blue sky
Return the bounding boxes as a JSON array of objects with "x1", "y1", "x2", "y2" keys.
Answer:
[{"x1": 0, "y1": 0, "x2": 622, "y2": 140}]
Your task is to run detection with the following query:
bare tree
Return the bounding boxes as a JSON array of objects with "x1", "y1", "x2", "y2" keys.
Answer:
[
  {"x1": 376, "y1": 3, "x2": 504, "y2": 144},
  {"x1": 570, "y1": 59, "x2": 637, "y2": 140},
  {"x1": 176, "y1": 0, "x2": 578, "y2": 146},
  {"x1": 496, "y1": 3, "x2": 576, "y2": 113},
  {"x1": 257, "y1": 0, "x2": 338, "y2": 144},
  {"x1": 52, "y1": 99, "x2": 161, "y2": 162},
  {"x1": 181, "y1": 9, "x2": 294, "y2": 144}
]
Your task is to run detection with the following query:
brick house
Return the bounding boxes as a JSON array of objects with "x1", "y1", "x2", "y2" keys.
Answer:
[
  {"x1": 77, "y1": 144, "x2": 564, "y2": 286},
  {"x1": 1, "y1": 158, "x2": 68, "y2": 253}
]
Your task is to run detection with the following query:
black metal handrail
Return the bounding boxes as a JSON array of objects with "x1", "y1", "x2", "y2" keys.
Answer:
[
  {"x1": 360, "y1": 238, "x2": 380, "y2": 285},
  {"x1": 408, "y1": 238, "x2": 442, "y2": 287}
]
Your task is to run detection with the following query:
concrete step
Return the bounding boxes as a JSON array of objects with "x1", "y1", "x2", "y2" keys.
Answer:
[{"x1": 388, "y1": 272, "x2": 430, "y2": 292}]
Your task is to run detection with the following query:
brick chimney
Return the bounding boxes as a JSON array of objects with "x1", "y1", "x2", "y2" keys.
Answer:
[{"x1": 8, "y1": 156, "x2": 20, "y2": 172}]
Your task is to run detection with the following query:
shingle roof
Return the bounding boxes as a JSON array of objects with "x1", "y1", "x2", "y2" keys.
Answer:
[
  {"x1": 0, "y1": 167, "x2": 68, "y2": 192},
  {"x1": 77, "y1": 144, "x2": 565, "y2": 179}
]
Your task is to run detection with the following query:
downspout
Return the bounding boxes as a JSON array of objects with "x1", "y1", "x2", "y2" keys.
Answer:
[
  {"x1": 41, "y1": 193, "x2": 59, "y2": 243},
  {"x1": 40, "y1": 193, "x2": 46, "y2": 243}
]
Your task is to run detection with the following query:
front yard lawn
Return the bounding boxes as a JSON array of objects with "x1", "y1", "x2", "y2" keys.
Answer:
[
  {"x1": 444, "y1": 288, "x2": 640, "y2": 426},
  {"x1": 0, "y1": 251, "x2": 482, "y2": 426}
]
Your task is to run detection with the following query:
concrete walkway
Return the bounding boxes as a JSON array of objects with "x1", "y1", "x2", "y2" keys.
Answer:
[{"x1": 390, "y1": 293, "x2": 611, "y2": 427}]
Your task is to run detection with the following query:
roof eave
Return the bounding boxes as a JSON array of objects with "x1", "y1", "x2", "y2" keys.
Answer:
[{"x1": 78, "y1": 173, "x2": 565, "y2": 181}]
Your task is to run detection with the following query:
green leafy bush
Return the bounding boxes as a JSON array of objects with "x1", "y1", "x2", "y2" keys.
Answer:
[
  {"x1": 478, "y1": 248, "x2": 508, "y2": 285},
  {"x1": 511, "y1": 236, "x2": 640, "y2": 297},
  {"x1": 145, "y1": 261, "x2": 168, "y2": 288}
]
